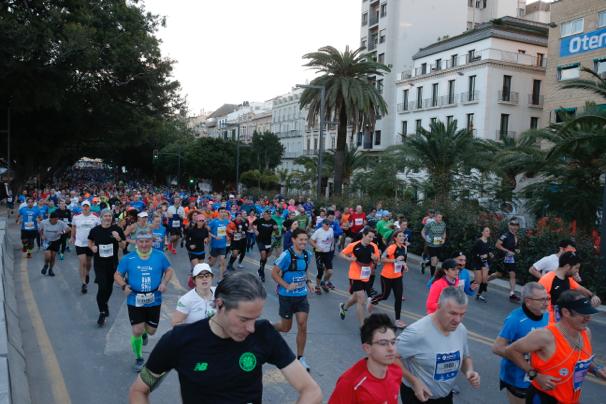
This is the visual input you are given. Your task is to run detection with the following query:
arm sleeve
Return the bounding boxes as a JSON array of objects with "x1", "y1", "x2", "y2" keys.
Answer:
[
  {"x1": 261, "y1": 321, "x2": 296, "y2": 369},
  {"x1": 145, "y1": 329, "x2": 178, "y2": 374},
  {"x1": 327, "y1": 376, "x2": 355, "y2": 404}
]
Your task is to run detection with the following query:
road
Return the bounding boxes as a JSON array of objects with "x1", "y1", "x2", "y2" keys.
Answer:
[{"x1": 9, "y1": 220, "x2": 606, "y2": 404}]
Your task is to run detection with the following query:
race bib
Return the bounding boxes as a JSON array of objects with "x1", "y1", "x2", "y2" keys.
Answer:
[
  {"x1": 217, "y1": 226, "x2": 226, "y2": 237},
  {"x1": 171, "y1": 220, "x2": 181, "y2": 228},
  {"x1": 62, "y1": 218, "x2": 69, "y2": 223},
  {"x1": 394, "y1": 261, "x2": 404, "y2": 274},
  {"x1": 360, "y1": 266, "x2": 371, "y2": 280},
  {"x1": 24, "y1": 221, "x2": 35, "y2": 230},
  {"x1": 354, "y1": 218, "x2": 363, "y2": 226},
  {"x1": 265, "y1": 244, "x2": 272, "y2": 250},
  {"x1": 433, "y1": 236, "x2": 444, "y2": 245},
  {"x1": 233, "y1": 233, "x2": 243, "y2": 241},
  {"x1": 504, "y1": 255, "x2": 515, "y2": 264},
  {"x1": 434, "y1": 351, "x2": 461, "y2": 381},
  {"x1": 99, "y1": 244, "x2": 113, "y2": 258},
  {"x1": 573, "y1": 356, "x2": 594, "y2": 391},
  {"x1": 135, "y1": 293, "x2": 155, "y2": 307}
]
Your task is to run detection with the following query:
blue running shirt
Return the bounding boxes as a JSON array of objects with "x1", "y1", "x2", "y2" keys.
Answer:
[{"x1": 117, "y1": 250, "x2": 171, "y2": 307}]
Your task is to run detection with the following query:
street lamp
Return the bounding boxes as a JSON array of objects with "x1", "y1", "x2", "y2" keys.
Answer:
[
  {"x1": 227, "y1": 120, "x2": 241, "y2": 194},
  {"x1": 296, "y1": 84, "x2": 325, "y2": 198}
]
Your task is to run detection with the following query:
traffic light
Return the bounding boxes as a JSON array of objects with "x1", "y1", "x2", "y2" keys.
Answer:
[
  {"x1": 189, "y1": 178, "x2": 194, "y2": 184},
  {"x1": 153, "y1": 149, "x2": 159, "y2": 159}
]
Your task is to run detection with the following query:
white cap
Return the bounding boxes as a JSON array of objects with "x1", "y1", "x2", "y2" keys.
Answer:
[
  {"x1": 192, "y1": 263, "x2": 213, "y2": 277},
  {"x1": 81, "y1": 200, "x2": 91, "y2": 206},
  {"x1": 137, "y1": 211, "x2": 148, "y2": 218}
]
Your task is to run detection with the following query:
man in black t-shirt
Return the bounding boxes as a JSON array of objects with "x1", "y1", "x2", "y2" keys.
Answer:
[
  {"x1": 253, "y1": 210, "x2": 278, "y2": 282},
  {"x1": 495, "y1": 218, "x2": 521, "y2": 302},
  {"x1": 88, "y1": 209, "x2": 126, "y2": 327},
  {"x1": 128, "y1": 272, "x2": 322, "y2": 404}
]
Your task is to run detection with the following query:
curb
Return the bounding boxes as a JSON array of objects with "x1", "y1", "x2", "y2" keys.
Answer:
[{"x1": 406, "y1": 253, "x2": 606, "y2": 313}]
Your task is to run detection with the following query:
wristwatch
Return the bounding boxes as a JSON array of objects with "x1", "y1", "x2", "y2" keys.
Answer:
[
  {"x1": 121, "y1": 284, "x2": 128, "y2": 291},
  {"x1": 527, "y1": 369, "x2": 538, "y2": 380}
]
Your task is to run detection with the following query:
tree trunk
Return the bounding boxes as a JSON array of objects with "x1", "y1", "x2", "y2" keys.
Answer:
[{"x1": 333, "y1": 109, "x2": 348, "y2": 195}]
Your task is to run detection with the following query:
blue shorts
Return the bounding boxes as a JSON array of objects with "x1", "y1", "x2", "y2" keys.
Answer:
[{"x1": 210, "y1": 247, "x2": 226, "y2": 257}]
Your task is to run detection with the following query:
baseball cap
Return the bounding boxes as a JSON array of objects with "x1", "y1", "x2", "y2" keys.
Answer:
[
  {"x1": 442, "y1": 259, "x2": 458, "y2": 270},
  {"x1": 137, "y1": 211, "x2": 149, "y2": 218},
  {"x1": 560, "y1": 297, "x2": 599, "y2": 315},
  {"x1": 81, "y1": 200, "x2": 91, "y2": 206},
  {"x1": 509, "y1": 217, "x2": 520, "y2": 225},
  {"x1": 192, "y1": 263, "x2": 213, "y2": 277},
  {"x1": 135, "y1": 231, "x2": 153, "y2": 240}
]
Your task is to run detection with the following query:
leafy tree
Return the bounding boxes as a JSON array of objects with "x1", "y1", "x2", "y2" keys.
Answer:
[
  {"x1": 250, "y1": 131, "x2": 284, "y2": 170},
  {"x1": 299, "y1": 46, "x2": 390, "y2": 195},
  {"x1": 322, "y1": 147, "x2": 367, "y2": 189},
  {"x1": 352, "y1": 150, "x2": 404, "y2": 198},
  {"x1": 240, "y1": 169, "x2": 279, "y2": 190}
]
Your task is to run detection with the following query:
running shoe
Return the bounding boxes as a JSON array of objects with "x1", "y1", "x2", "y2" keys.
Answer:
[
  {"x1": 26, "y1": 252, "x2": 32, "y2": 259},
  {"x1": 298, "y1": 356, "x2": 310, "y2": 372},
  {"x1": 314, "y1": 286, "x2": 322, "y2": 295},
  {"x1": 476, "y1": 295, "x2": 487, "y2": 303},
  {"x1": 41, "y1": 264, "x2": 48, "y2": 275},
  {"x1": 85, "y1": 274, "x2": 89, "y2": 284},
  {"x1": 133, "y1": 358, "x2": 145, "y2": 373},
  {"x1": 81, "y1": 284, "x2": 87, "y2": 294},
  {"x1": 142, "y1": 333, "x2": 148, "y2": 346},
  {"x1": 320, "y1": 281, "x2": 329, "y2": 293},
  {"x1": 258, "y1": 269, "x2": 265, "y2": 283},
  {"x1": 237, "y1": 264, "x2": 244, "y2": 269},
  {"x1": 339, "y1": 303, "x2": 346, "y2": 320},
  {"x1": 326, "y1": 281, "x2": 335, "y2": 290},
  {"x1": 509, "y1": 294, "x2": 521, "y2": 303},
  {"x1": 59, "y1": 253, "x2": 64, "y2": 260},
  {"x1": 48, "y1": 268, "x2": 55, "y2": 277},
  {"x1": 97, "y1": 313, "x2": 107, "y2": 327},
  {"x1": 395, "y1": 320, "x2": 407, "y2": 329}
]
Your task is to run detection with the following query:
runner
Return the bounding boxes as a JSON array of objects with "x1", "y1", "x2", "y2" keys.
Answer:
[
  {"x1": 208, "y1": 207, "x2": 230, "y2": 279},
  {"x1": 310, "y1": 219, "x2": 335, "y2": 295},
  {"x1": 538, "y1": 252, "x2": 601, "y2": 323},
  {"x1": 339, "y1": 227, "x2": 380, "y2": 326},
  {"x1": 426, "y1": 259, "x2": 459, "y2": 314},
  {"x1": 226, "y1": 211, "x2": 248, "y2": 271},
  {"x1": 125, "y1": 211, "x2": 151, "y2": 250},
  {"x1": 495, "y1": 218, "x2": 522, "y2": 302},
  {"x1": 71, "y1": 200, "x2": 101, "y2": 294},
  {"x1": 87, "y1": 208, "x2": 126, "y2": 327},
  {"x1": 150, "y1": 213, "x2": 168, "y2": 252},
  {"x1": 253, "y1": 210, "x2": 278, "y2": 282},
  {"x1": 492, "y1": 282, "x2": 549, "y2": 404},
  {"x1": 17, "y1": 197, "x2": 41, "y2": 258},
  {"x1": 504, "y1": 290, "x2": 606, "y2": 403},
  {"x1": 185, "y1": 213, "x2": 209, "y2": 267},
  {"x1": 39, "y1": 212, "x2": 70, "y2": 277},
  {"x1": 349, "y1": 205, "x2": 367, "y2": 241},
  {"x1": 128, "y1": 272, "x2": 322, "y2": 403},
  {"x1": 529, "y1": 239, "x2": 577, "y2": 279},
  {"x1": 328, "y1": 313, "x2": 402, "y2": 404},
  {"x1": 272, "y1": 228, "x2": 313, "y2": 371},
  {"x1": 172, "y1": 263, "x2": 216, "y2": 326},
  {"x1": 54, "y1": 199, "x2": 72, "y2": 260},
  {"x1": 421, "y1": 212, "x2": 446, "y2": 277},
  {"x1": 470, "y1": 226, "x2": 492, "y2": 302},
  {"x1": 167, "y1": 213, "x2": 183, "y2": 255},
  {"x1": 371, "y1": 230, "x2": 408, "y2": 328},
  {"x1": 114, "y1": 232, "x2": 174, "y2": 372},
  {"x1": 397, "y1": 286, "x2": 481, "y2": 403}
]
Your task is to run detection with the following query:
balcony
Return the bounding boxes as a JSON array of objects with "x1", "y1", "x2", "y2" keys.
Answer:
[
  {"x1": 496, "y1": 130, "x2": 517, "y2": 140},
  {"x1": 461, "y1": 91, "x2": 480, "y2": 104},
  {"x1": 528, "y1": 94, "x2": 544, "y2": 108},
  {"x1": 368, "y1": 39, "x2": 378, "y2": 51},
  {"x1": 497, "y1": 91, "x2": 519, "y2": 105},
  {"x1": 397, "y1": 103, "x2": 409, "y2": 113},
  {"x1": 369, "y1": 13, "x2": 379, "y2": 26},
  {"x1": 440, "y1": 94, "x2": 457, "y2": 107},
  {"x1": 400, "y1": 71, "x2": 412, "y2": 81},
  {"x1": 423, "y1": 97, "x2": 440, "y2": 109}
]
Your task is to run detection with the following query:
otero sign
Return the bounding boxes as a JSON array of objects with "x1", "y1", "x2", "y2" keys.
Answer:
[{"x1": 560, "y1": 26, "x2": 606, "y2": 57}]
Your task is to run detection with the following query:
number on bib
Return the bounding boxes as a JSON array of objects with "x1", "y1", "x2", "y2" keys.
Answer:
[
  {"x1": 135, "y1": 293, "x2": 155, "y2": 307},
  {"x1": 98, "y1": 244, "x2": 113, "y2": 258},
  {"x1": 360, "y1": 266, "x2": 371, "y2": 280}
]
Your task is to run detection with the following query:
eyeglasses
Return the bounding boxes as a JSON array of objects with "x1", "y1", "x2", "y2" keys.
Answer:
[
  {"x1": 370, "y1": 339, "x2": 397, "y2": 347},
  {"x1": 196, "y1": 273, "x2": 212, "y2": 279},
  {"x1": 527, "y1": 297, "x2": 550, "y2": 303}
]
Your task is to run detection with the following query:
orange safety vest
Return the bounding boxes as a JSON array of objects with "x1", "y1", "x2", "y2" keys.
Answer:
[{"x1": 530, "y1": 324, "x2": 593, "y2": 404}]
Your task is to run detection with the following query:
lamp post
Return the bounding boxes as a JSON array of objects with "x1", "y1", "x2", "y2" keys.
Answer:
[
  {"x1": 228, "y1": 121, "x2": 241, "y2": 194},
  {"x1": 297, "y1": 84, "x2": 325, "y2": 198}
]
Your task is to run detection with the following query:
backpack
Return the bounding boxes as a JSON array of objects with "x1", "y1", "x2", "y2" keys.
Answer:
[{"x1": 284, "y1": 247, "x2": 309, "y2": 273}]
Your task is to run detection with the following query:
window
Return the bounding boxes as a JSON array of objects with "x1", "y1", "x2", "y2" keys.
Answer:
[
  {"x1": 361, "y1": 37, "x2": 367, "y2": 48},
  {"x1": 558, "y1": 64, "x2": 580, "y2": 80},
  {"x1": 468, "y1": 0, "x2": 473, "y2": 6},
  {"x1": 448, "y1": 80, "x2": 456, "y2": 104},
  {"x1": 313, "y1": 138, "x2": 318, "y2": 151},
  {"x1": 434, "y1": 58, "x2": 442, "y2": 71},
  {"x1": 430, "y1": 117, "x2": 437, "y2": 125},
  {"x1": 536, "y1": 53, "x2": 545, "y2": 67},
  {"x1": 467, "y1": 49, "x2": 478, "y2": 63},
  {"x1": 446, "y1": 115, "x2": 454, "y2": 125},
  {"x1": 499, "y1": 114, "x2": 510, "y2": 136},
  {"x1": 379, "y1": 29, "x2": 386, "y2": 43},
  {"x1": 421, "y1": 63, "x2": 427, "y2": 74},
  {"x1": 466, "y1": 113, "x2": 474, "y2": 131},
  {"x1": 555, "y1": 108, "x2": 576, "y2": 123},
  {"x1": 402, "y1": 89, "x2": 409, "y2": 110},
  {"x1": 375, "y1": 130, "x2": 381, "y2": 145},
  {"x1": 415, "y1": 119, "x2": 422, "y2": 131},
  {"x1": 530, "y1": 117, "x2": 539, "y2": 129},
  {"x1": 560, "y1": 18, "x2": 584, "y2": 37},
  {"x1": 600, "y1": 11, "x2": 606, "y2": 28},
  {"x1": 595, "y1": 58, "x2": 606, "y2": 75},
  {"x1": 356, "y1": 132, "x2": 362, "y2": 146},
  {"x1": 502, "y1": 75, "x2": 512, "y2": 101},
  {"x1": 401, "y1": 121, "x2": 408, "y2": 138},
  {"x1": 451, "y1": 54, "x2": 458, "y2": 67},
  {"x1": 532, "y1": 80, "x2": 542, "y2": 105},
  {"x1": 331, "y1": 137, "x2": 336, "y2": 149},
  {"x1": 432, "y1": 83, "x2": 439, "y2": 107},
  {"x1": 468, "y1": 75, "x2": 476, "y2": 100},
  {"x1": 378, "y1": 53, "x2": 385, "y2": 64},
  {"x1": 518, "y1": 49, "x2": 526, "y2": 54},
  {"x1": 416, "y1": 86, "x2": 423, "y2": 109},
  {"x1": 307, "y1": 138, "x2": 311, "y2": 151},
  {"x1": 362, "y1": 12, "x2": 368, "y2": 26},
  {"x1": 380, "y1": 3, "x2": 387, "y2": 17}
]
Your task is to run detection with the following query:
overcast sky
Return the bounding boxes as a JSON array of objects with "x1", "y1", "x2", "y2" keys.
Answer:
[{"x1": 142, "y1": 0, "x2": 360, "y2": 116}]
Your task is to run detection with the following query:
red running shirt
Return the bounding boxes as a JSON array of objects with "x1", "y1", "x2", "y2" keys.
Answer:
[{"x1": 329, "y1": 359, "x2": 402, "y2": 404}]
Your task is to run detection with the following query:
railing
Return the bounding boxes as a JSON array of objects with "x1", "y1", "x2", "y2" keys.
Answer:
[
  {"x1": 441, "y1": 94, "x2": 457, "y2": 106},
  {"x1": 496, "y1": 130, "x2": 517, "y2": 140},
  {"x1": 424, "y1": 97, "x2": 440, "y2": 108},
  {"x1": 461, "y1": 91, "x2": 480, "y2": 103},
  {"x1": 497, "y1": 91, "x2": 519, "y2": 104},
  {"x1": 368, "y1": 39, "x2": 377, "y2": 51},
  {"x1": 528, "y1": 94, "x2": 544, "y2": 108},
  {"x1": 397, "y1": 103, "x2": 409, "y2": 113},
  {"x1": 369, "y1": 13, "x2": 379, "y2": 26},
  {"x1": 400, "y1": 71, "x2": 412, "y2": 80}
]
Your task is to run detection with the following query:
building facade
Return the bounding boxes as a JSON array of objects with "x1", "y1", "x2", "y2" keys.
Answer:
[
  {"x1": 359, "y1": 0, "x2": 526, "y2": 150},
  {"x1": 543, "y1": 0, "x2": 606, "y2": 123},
  {"x1": 395, "y1": 17, "x2": 548, "y2": 141},
  {"x1": 272, "y1": 89, "x2": 307, "y2": 170}
]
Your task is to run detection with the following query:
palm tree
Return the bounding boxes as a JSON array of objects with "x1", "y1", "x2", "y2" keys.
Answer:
[
  {"x1": 299, "y1": 46, "x2": 390, "y2": 195},
  {"x1": 395, "y1": 119, "x2": 482, "y2": 205},
  {"x1": 561, "y1": 66, "x2": 606, "y2": 99},
  {"x1": 322, "y1": 146, "x2": 368, "y2": 188}
]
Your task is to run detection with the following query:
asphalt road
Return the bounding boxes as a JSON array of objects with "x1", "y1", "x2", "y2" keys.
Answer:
[{"x1": 9, "y1": 221, "x2": 606, "y2": 404}]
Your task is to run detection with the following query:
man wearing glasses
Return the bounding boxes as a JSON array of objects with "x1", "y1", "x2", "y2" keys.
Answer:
[
  {"x1": 328, "y1": 313, "x2": 402, "y2": 403},
  {"x1": 492, "y1": 282, "x2": 549, "y2": 404}
]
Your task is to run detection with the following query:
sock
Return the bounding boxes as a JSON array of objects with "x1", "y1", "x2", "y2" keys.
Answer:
[
  {"x1": 297, "y1": 355, "x2": 302, "y2": 360},
  {"x1": 131, "y1": 335, "x2": 143, "y2": 359}
]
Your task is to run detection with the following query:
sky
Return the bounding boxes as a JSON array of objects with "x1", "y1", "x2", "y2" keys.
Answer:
[{"x1": 142, "y1": 0, "x2": 360, "y2": 116}]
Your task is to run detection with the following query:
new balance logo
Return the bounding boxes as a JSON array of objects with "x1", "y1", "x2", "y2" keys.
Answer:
[{"x1": 193, "y1": 362, "x2": 208, "y2": 371}]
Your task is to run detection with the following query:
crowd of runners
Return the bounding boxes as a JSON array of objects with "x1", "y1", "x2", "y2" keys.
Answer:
[{"x1": 11, "y1": 172, "x2": 606, "y2": 404}]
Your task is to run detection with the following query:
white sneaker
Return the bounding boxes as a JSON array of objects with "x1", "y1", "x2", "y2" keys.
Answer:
[
  {"x1": 298, "y1": 356, "x2": 310, "y2": 372},
  {"x1": 237, "y1": 264, "x2": 244, "y2": 269}
]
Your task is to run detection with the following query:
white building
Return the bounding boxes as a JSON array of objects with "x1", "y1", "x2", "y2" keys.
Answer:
[
  {"x1": 221, "y1": 101, "x2": 273, "y2": 143},
  {"x1": 271, "y1": 89, "x2": 307, "y2": 170},
  {"x1": 359, "y1": 0, "x2": 529, "y2": 150},
  {"x1": 395, "y1": 17, "x2": 548, "y2": 140}
]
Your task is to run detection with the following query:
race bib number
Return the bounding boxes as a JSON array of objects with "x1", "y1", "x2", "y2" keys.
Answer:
[
  {"x1": 98, "y1": 244, "x2": 113, "y2": 258},
  {"x1": 24, "y1": 221, "x2": 35, "y2": 230},
  {"x1": 354, "y1": 218, "x2": 363, "y2": 226},
  {"x1": 233, "y1": 233, "x2": 243, "y2": 241},
  {"x1": 433, "y1": 236, "x2": 443, "y2": 245},
  {"x1": 62, "y1": 218, "x2": 69, "y2": 223},
  {"x1": 135, "y1": 293, "x2": 155, "y2": 307},
  {"x1": 217, "y1": 226, "x2": 226, "y2": 237},
  {"x1": 360, "y1": 266, "x2": 371, "y2": 280},
  {"x1": 504, "y1": 255, "x2": 515, "y2": 264},
  {"x1": 434, "y1": 351, "x2": 461, "y2": 381},
  {"x1": 573, "y1": 356, "x2": 594, "y2": 391},
  {"x1": 394, "y1": 261, "x2": 404, "y2": 274},
  {"x1": 265, "y1": 244, "x2": 272, "y2": 250},
  {"x1": 172, "y1": 220, "x2": 181, "y2": 228}
]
